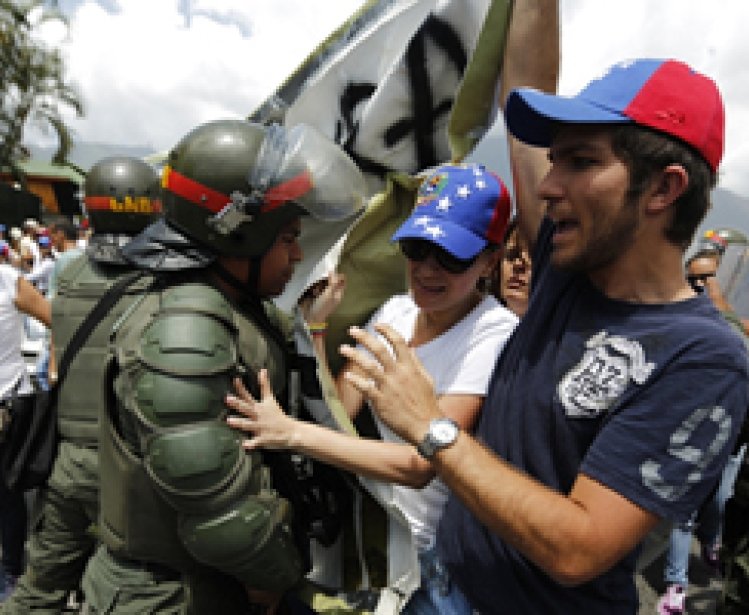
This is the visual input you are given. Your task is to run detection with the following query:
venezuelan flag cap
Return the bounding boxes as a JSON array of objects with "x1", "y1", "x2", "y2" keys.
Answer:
[{"x1": 505, "y1": 59, "x2": 724, "y2": 172}]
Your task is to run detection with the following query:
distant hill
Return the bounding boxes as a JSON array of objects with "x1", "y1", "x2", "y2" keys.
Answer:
[
  {"x1": 699, "y1": 187, "x2": 749, "y2": 239},
  {"x1": 28, "y1": 142, "x2": 157, "y2": 173}
]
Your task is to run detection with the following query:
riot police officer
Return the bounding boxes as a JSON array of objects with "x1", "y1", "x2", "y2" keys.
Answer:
[
  {"x1": 80, "y1": 119, "x2": 365, "y2": 614},
  {"x1": 3, "y1": 156, "x2": 162, "y2": 612}
]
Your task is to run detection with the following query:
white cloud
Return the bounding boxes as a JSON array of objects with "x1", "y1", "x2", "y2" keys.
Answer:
[{"x1": 41, "y1": 0, "x2": 363, "y2": 151}]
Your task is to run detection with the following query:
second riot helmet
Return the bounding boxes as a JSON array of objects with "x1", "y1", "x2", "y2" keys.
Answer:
[{"x1": 83, "y1": 156, "x2": 162, "y2": 235}]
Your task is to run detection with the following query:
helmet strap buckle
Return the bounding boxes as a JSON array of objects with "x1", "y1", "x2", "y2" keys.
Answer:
[{"x1": 207, "y1": 190, "x2": 263, "y2": 235}]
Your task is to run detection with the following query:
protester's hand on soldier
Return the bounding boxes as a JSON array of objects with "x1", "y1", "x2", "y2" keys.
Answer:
[
  {"x1": 340, "y1": 324, "x2": 440, "y2": 445},
  {"x1": 298, "y1": 271, "x2": 345, "y2": 325},
  {"x1": 226, "y1": 372, "x2": 298, "y2": 450}
]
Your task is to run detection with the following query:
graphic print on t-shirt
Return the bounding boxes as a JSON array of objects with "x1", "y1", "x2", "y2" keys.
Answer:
[{"x1": 558, "y1": 331, "x2": 655, "y2": 418}]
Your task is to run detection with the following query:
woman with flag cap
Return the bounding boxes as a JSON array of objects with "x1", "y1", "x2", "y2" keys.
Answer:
[{"x1": 227, "y1": 161, "x2": 519, "y2": 614}]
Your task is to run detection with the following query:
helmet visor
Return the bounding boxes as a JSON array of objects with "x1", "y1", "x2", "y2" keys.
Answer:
[{"x1": 251, "y1": 124, "x2": 367, "y2": 221}]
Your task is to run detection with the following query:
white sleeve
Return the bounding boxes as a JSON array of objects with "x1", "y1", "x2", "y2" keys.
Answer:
[
  {"x1": 440, "y1": 310, "x2": 518, "y2": 396},
  {"x1": 0, "y1": 265, "x2": 20, "y2": 302}
]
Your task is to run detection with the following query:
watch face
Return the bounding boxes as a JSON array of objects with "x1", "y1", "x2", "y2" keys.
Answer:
[{"x1": 432, "y1": 419, "x2": 458, "y2": 444}]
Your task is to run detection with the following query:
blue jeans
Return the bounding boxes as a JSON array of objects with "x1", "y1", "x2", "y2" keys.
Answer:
[
  {"x1": 35, "y1": 346, "x2": 49, "y2": 391},
  {"x1": 664, "y1": 445, "x2": 747, "y2": 586},
  {"x1": 401, "y1": 547, "x2": 472, "y2": 615}
]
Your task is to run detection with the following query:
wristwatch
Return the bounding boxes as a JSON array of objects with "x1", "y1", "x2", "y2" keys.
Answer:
[{"x1": 417, "y1": 418, "x2": 459, "y2": 459}]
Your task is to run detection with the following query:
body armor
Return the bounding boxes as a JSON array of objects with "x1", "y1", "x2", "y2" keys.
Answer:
[
  {"x1": 52, "y1": 254, "x2": 151, "y2": 446},
  {"x1": 98, "y1": 277, "x2": 303, "y2": 592}
]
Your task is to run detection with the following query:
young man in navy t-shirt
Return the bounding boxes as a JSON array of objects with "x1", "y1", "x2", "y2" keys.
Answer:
[{"x1": 337, "y1": 2, "x2": 749, "y2": 613}]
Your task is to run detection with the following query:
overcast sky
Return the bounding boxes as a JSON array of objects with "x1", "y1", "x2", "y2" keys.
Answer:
[{"x1": 32, "y1": 0, "x2": 749, "y2": 196}]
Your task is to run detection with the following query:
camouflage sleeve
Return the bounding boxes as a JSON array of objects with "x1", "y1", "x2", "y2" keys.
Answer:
[{"x1": 113, "y1": 282, "x2": 302, "y2": 592}]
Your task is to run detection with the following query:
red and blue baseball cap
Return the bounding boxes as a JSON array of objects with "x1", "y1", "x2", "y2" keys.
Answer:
[
  {"x1": 391, "y1": 163, "x2": 512, "y2": 259},
  {"x1": 505, "y1": 59, "x2": 724, "y2": 172}
]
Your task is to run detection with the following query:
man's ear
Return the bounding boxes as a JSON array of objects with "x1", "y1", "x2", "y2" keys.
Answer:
[{"x1": 646, "y1": 164, "x2": 689, "y2": 214}]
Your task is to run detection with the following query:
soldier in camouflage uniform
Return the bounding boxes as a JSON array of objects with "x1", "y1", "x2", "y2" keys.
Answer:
[
  {"x1": 79, "y1": 119, "x2": 365, "y2": 614},
  {"x1": 2, "y1": 156, "x2": 162, "y2": 613}
]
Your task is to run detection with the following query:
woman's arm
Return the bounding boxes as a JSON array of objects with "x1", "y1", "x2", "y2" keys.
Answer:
[
  {"x1": 14, "y1": 275, "x2": 51, "y2": 327},
  {"x1": 301, "y1": 272, "x2": 368, "y2": 419},
  {"x1": 226, "y1": 371, "x2": 483, "y2": 489}
]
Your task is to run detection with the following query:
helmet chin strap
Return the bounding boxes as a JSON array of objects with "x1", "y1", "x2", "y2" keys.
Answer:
[
  {"x1": 209, "y1": 256, "x2": 289, "y2": 353},
  {"x1": 211, "y1": 256, "x2": 263, "y2": 303}
]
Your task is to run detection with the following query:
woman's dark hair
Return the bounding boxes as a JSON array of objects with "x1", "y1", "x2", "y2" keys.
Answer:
[
  {"x1": 610, "y1": 124, "x2": 716, "y2": 249},
  {"x1": 502, "y1": 217, "x2": 519, "y2": 245}
]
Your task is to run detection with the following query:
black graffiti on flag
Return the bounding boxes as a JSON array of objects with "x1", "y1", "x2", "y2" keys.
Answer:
[{"x1": 334, "y1": 14, "x2": 468, "y2": 179}]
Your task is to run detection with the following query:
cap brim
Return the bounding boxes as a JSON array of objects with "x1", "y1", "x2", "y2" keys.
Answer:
[
  {"x1": 505, "y1": 88, "x2": 631, "y2": 147},
  {"x1": 391, "y1": 214, "x2": 487, "y2": 260}
]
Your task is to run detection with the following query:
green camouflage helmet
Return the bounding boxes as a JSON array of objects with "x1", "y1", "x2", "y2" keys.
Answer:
[
  {"x1": 84, "y1": 157, "x2": 162, "y2": 234},
  {"x1": 162, "y1": 119, "x2": 366, "y2": 257}
]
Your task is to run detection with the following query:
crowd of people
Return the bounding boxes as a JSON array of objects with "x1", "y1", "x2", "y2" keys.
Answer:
[{"x1": 0, "y1": 1, "x2": 748, "y2": 614}]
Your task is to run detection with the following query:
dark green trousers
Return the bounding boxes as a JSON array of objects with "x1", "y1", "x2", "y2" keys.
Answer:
[{"x1": 2, "y1": 442, "x2": 98, "y2": 614}]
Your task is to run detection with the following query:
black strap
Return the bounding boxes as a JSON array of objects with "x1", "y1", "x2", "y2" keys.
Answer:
[{"x1": 55, "y1": 270, "x2": 145, "y2": 385}]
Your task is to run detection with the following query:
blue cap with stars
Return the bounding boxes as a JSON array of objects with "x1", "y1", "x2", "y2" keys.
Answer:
[{"x1": 392, "y1": 163, "x2": 512, "y2": 260}]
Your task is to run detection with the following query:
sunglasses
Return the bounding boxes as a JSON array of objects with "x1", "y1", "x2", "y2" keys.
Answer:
[
  {"x1": 399, "y1": 239, "x2": 478, "y2": 274},
  {"x1": 687, "y1": 272, "x2": 716, "y2": 291}
]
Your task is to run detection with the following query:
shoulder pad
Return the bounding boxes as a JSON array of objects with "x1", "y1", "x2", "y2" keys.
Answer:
[{"x1": 137, "y1": 283, "x2": 238, "y2": 376}]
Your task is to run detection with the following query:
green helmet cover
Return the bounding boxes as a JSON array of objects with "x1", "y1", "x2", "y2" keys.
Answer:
[
  {"x1": 162, "y1": 119, "x2": 366, "y2": 257},
  {"x1": 84, "y1": 156, "x2": 162, "y2": 235}
]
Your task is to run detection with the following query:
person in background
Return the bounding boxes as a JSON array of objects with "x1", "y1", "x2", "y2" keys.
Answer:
[
  {"x1": 47, "y1": 219, "x2": 84, "y2": 299},
  {"x1": 24, "y1": 235, "x2": 55, "y2": 296},
  {"x1": 492, "y1": 218, "x2": 532, "y2": 318},
  {"x1": 6, "y1": 229, "x2": 22, "y2": 269},
  {"x1": 20, "y1": 219, "x2": 40, "y2": 271},
  {"x1": 2, "y1": 158, "x2": 163, "y2": 613},
  {"x1": 30, "y1": 220, "x2": 84, "y2": 393},
  {"x1": 0, "y1": 262, "x2": 51, "y2": 602},
  {"x1": 656, "y1": 250, "x2": 749, "y2": 615},
  {"x1": 227, "y1": 162, "x2": 518, "y2": 615}
]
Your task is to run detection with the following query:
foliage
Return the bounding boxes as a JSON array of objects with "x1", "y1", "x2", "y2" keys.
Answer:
[{"x1": 0, "y1": 0, "x2": 83, "y2": 183}]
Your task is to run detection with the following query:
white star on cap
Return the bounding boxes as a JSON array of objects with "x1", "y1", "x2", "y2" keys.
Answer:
[
  {"x1": 414, "y1": 215, "x2": 432, "y2": 227},
  {"x1": 423, "y1": 225, "x2": 445, "y2": 239},
  {"x1": 475, "y1": 178, "x2": 487, "y2": 190},
  {"x1": 436, "y1": 196, "x2": 452, "y2": 212},
  {"x1": 456, "y1": 184, "x2": 471, "y2": 199}
]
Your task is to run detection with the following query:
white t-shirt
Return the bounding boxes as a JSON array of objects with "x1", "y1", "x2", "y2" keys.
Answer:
[
  {"x1": 363, "y1": 293, "x2": 518, "y2": 551},
  {"x1": 0, "y1": 264, "x2": 31, "y2": 398}
]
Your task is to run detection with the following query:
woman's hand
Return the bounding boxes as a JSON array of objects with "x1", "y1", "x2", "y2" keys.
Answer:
[
  {"x1": 298, "y1": 272, "x2": 346, "y2": 325},
  {"x1": 226, "y1": 371, "x2": 298, "y2": 451},
  {"x1": 340, "y1": 324, "x2": 441, "y2": 445}
]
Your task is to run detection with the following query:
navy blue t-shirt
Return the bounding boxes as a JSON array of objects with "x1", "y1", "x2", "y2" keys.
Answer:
[{"x1": 437, "y1": 219, "x2": 749, "y2": 614}]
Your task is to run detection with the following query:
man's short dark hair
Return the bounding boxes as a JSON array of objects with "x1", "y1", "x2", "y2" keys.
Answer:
[
  {"x1": 51, "y1": 219, "x2": 78, "y2": 241},
  {"x1": 610, "y1": 124, "x2": 716, "y2": 250}
]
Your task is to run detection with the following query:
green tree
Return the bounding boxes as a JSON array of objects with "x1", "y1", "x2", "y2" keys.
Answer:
[{"x1": 0, "y1": 0, "x2": 83, "y2": 184}]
